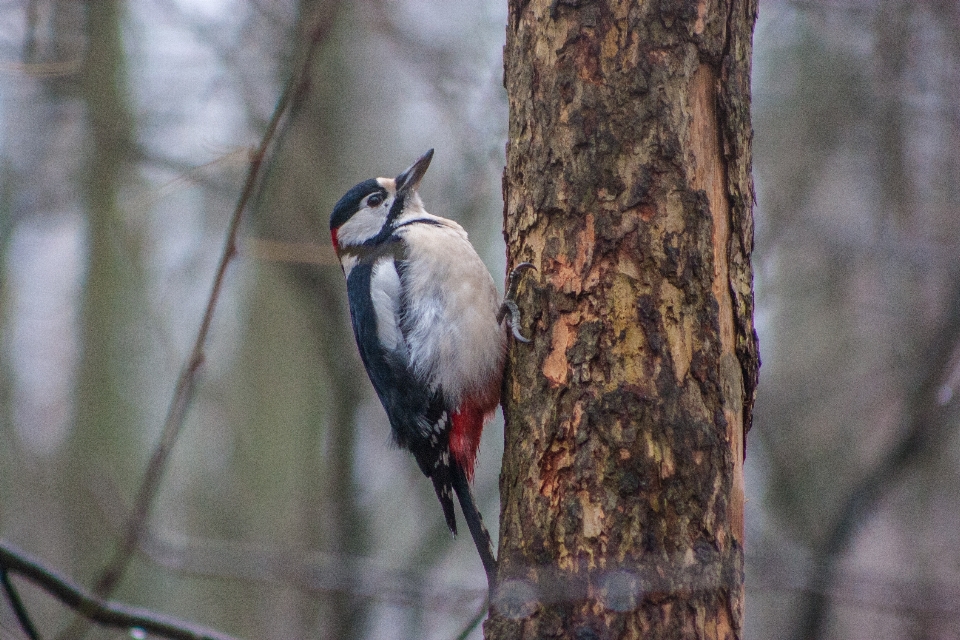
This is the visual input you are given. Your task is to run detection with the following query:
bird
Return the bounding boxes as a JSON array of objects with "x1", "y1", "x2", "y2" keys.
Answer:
[{"x1": 329, "y1": 149, "x2": 533, "y2": 590}]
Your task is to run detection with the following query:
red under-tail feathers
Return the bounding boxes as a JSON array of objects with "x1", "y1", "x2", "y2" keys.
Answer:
[{"x1": 450, "y1": 401, "x2": 494, "y2": 481}]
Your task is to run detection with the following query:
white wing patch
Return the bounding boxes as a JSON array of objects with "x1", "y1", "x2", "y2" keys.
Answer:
[{"x1": 370, "y1": 257, "x2": 403, "y2": 352}]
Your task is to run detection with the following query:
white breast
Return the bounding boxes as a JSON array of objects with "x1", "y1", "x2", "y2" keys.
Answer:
[{"x1": 398, "y1": 216, "x2": 506, "y2": 407}]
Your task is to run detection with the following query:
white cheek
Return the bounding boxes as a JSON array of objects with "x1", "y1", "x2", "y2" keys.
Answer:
[{"x1": 336, "y1": 205, "x2": 389, "y2": 245}]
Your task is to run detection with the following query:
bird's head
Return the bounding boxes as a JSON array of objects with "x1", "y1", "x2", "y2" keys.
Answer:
[{"x1": 330, "y1": 149, "x2": 433, "y2": 257}]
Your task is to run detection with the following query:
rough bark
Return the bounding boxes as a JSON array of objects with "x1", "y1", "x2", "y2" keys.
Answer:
[{"x1": 488, "y1": 0, "x2": 758, "y2": 638}]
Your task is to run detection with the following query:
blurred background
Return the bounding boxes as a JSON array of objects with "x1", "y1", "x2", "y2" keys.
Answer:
[{"x1": 1, "y1": 1, "x2": 959, "y2": 639}]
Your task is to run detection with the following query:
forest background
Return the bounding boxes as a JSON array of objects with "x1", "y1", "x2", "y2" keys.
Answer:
[{"x1": 2, "y1": 1, "x2": 959, "y2": 639}]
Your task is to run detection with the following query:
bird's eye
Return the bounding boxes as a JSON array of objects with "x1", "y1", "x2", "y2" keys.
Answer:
[{"x1": 367, "y1": 193, "x2": 384, "y2": 207}]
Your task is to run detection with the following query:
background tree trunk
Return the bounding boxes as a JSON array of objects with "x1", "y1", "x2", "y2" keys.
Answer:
[
  {"x1": 69, "y1": 0, "x2": 146, "y2": 585},
  {"x1": 489, "y1": 0, "x2": 759, "y2": 638}
]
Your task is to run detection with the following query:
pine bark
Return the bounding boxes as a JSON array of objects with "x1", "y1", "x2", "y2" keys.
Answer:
[{"x1": 489, "y1": 1, "x2": 759, "y2": 638}]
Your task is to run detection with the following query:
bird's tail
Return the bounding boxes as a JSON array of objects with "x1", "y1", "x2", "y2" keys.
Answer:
[
  {"x1": 430, "y1": 471, "x2": 458, "y2": 537},
  {"x1": 451, "y1": 463, "x2": 497, "y2": 591}
]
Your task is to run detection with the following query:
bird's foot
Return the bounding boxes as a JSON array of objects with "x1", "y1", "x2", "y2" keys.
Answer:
[{"x1": 497, "y1": 262, "x2": 536, "y2": 343}]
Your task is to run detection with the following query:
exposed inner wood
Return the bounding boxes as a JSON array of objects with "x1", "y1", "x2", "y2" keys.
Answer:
[{"x1": 688, "y1": 63, "x2": 746, "y2": 542}]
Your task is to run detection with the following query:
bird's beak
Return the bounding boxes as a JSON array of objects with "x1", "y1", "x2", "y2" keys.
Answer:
[{"x1": 395, "y1": 149, "x2": 434, "y2": 195}]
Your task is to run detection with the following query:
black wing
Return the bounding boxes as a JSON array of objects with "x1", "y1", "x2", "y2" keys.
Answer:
[{"x1": 345, "y1": 259, "x2": 458, "y2": 534}]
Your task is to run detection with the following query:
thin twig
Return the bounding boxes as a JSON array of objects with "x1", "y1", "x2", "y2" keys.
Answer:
[
  {"x1": 453, "y1": 596, "x2": 489, "y2": 640},
  {"x1": 2, "y1": 567, "x2": 40, "y2": 640},
  {"x1": 0, "y1": 540, "x2": 240, "y2": 640},
  {"x1": 138, "y1": 530, "x2": 486, "y2": 611},
  {"x1": 78, "y1": 6, "x2": 339, "y2": 607}
]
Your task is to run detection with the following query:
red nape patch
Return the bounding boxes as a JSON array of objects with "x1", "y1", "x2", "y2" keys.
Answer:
[
  {"x1": 331, "y1": 228, "x2": 339, "y2": 248},
  {"x1": 451, "y1": 404, "x2": 488, "y2": 482}
]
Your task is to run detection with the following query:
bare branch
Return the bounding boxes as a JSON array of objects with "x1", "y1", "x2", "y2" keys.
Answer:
[
  {"x1": 79, "y1": 1, "x2": 342, "y2": 605},
  {"x1": 138, "y1": 531, "x2": 485, "y2": 611},
  {"x1": 0, "y1": 540, "x2": 240, "y2": 640},
  {"x1": 1, "y1": 567, "x2": 40, "y2": 640},
  {"x1": 792, "y1": 283, "x2": 960, "y2": 640}
]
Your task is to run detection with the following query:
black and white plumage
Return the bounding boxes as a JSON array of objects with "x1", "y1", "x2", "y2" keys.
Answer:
[{"x1": 330, "y1": 149, "x2": 527, "y2": 589}]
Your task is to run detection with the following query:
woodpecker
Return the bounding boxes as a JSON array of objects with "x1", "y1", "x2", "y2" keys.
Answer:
[{"x1": 329, "y1": 149, "x2": 532, "y2": 590}]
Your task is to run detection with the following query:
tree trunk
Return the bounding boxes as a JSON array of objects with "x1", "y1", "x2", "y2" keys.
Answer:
[
  {"x1": 488, "y1": 1, "x2": 759, "y2": 638},
  {"x1": 70, "y1": 0, "x2": 144, "y2": 576}
]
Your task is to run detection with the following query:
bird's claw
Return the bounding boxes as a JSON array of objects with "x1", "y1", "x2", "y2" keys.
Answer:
[
  {"x1": 502, "y1": 299, "x2": 530, "y2": 343},
  {"x1": 498, "y1": 262, "x2": 536, "y2": 343}
]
